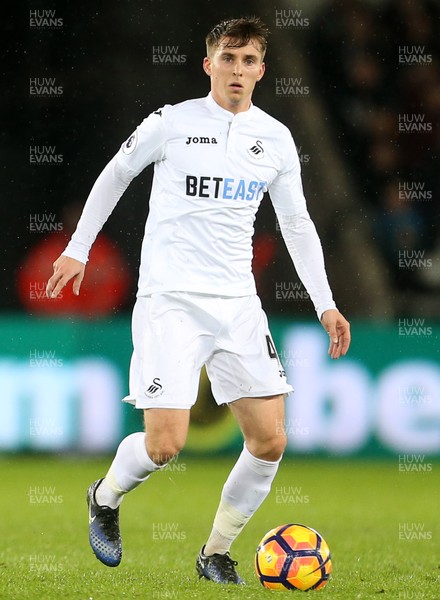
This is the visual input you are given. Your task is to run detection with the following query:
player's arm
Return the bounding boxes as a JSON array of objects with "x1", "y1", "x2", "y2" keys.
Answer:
[
  {"x1": 269, "y1": 133, "x2": 351, "y2": 358},
  {"x1": 46, "y1": 156, "x2": 132, "y2": 298},
  {"x1": 276, "y1": 211, "x2": 350, "y2": 358},
  {"x1": 46, "y1": 108, "x2": 168, "y2": 299}
]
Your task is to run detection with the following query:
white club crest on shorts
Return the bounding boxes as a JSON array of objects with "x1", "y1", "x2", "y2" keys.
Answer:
[
  {"x1": 123, "y1": 131, "x2": 138, "y2": 154},
  {"x1": 144, "y1": 377, "x2": 163, "y2": 398},
  {"x1": 247, "y1": 140, "x2": 264, "y2": 159}
]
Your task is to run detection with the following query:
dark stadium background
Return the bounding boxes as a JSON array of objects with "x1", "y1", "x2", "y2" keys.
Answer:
[
  {"x1": 2, "y1": 0, "x2": 439, "y2": 457},
  {"x1": 5, "y1": 0, "x2": 438, "y2": 317}
]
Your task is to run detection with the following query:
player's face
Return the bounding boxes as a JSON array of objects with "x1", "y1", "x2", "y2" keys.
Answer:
[{"x1": 203, "y1": 38, "x2": 265, "y2": 114}]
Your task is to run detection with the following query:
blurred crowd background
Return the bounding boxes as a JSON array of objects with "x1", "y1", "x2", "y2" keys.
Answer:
[
  {"x1": 4, "y1": 0, "x2": 439, "y2": 320},
  {"x1": 310, "y1": 0, "x2": 439, "y2": 298}
]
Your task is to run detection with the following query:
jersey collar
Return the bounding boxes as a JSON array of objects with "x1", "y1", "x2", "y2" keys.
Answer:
[{"x1": 206, "y1": 92, "x2": 256, "y2": 121}]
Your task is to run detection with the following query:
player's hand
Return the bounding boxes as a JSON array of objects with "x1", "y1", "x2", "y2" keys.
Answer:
[
  {"x1": 320, "y1": 309, "x2": 351, "y2": 359},
  {"x1": 46, "y1": 255, "x2": 85, "y2": 299}
]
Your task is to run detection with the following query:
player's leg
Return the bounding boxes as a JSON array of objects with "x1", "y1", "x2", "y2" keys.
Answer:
[
  {"x1": 97, "y1": 408, "x2": 190, "y2": 506},
  {"x1": 88, "y1": 293, "x2": 206, "y2": 567},
  {"x1": 201, "y1": 394, "x2": 286, "y2": 556},
  {"x1": 88, "y1": 408, "x2": 190, "y2": 567},
  {"x1": 197, "y1": 295, "x2": 290, "y2": 584},
  {"x1": 228, "y1": 393, "x2": 286, "y2": 460},
  {"x1": 197, "y1": 395, "x2": 286, "y2": 584},
  {"x1": 144, "y1": 407, "x2": 190, "y2": 465}
]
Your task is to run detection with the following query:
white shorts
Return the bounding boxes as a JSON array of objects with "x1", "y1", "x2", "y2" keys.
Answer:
[{"x1": 123, "y1": 292, "x2": 292, "y2": 409}]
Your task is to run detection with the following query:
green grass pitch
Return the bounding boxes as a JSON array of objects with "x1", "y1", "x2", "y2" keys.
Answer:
[{"x1": 0, "y1": 455, "x2": 439, "y2": 599}]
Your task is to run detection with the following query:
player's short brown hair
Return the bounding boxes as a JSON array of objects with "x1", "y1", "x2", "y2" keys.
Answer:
[{"x1": 205, "y1": 16, "x2": 269, "y2": 58}]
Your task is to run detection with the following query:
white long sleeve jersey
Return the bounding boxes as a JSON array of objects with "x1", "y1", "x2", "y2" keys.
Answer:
[{"x1": 64, "y1": 93, "x2": 336, "y2": 318}]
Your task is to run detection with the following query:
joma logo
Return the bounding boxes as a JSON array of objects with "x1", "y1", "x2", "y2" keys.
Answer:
[{"x1": 186, "y1": 136, "x2": 218, "y2": 145}]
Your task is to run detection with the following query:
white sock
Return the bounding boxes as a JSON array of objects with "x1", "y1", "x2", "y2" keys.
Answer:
[
  {"x1": 204, "y1": 443, "x2": 281, "y2": 555},
  {"x1": 95, "y1": 432, "x2": 164, "y2": 509}
]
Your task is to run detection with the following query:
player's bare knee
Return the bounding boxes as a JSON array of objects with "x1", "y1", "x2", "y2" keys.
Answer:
[
  {"x1": 248, "y1": 434, "x2": 287, "y2": 462},
  {"x1": 265, "y1": 436, "x2": 287, "y2": 462},
  {"x1": 147, "y1": 442, "x2": 183, "y2": 466},
  {"x1": 275, "y1": 429, "x2": 288, "y2": 454}
]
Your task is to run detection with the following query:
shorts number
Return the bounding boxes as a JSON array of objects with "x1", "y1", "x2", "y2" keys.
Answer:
[{"x1": 266, "y1": 335, "x2": 277, "y2": 359}]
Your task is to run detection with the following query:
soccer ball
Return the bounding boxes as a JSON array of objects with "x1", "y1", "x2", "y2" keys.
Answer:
[{"x1": 255, "y1": 523, "x2": 332, "y2": 591}]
